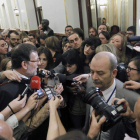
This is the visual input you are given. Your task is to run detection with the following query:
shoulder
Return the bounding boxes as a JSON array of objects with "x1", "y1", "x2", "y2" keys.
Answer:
[{"x1": 115, "y1": 79, "x2": 139, "y2": 111}]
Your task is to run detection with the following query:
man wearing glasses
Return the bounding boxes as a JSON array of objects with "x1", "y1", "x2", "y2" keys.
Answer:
[
  {"x1": 7, "y1": 30, "x2": 20, "y2": 52},
  {"x1": 0, "y1": 43, "x2": 40, "y2": 111},
  {"x1": 126, "y1": 26, "x2": 136, "y2": 38}
]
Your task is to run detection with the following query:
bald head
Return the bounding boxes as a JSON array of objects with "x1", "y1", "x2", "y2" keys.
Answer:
[
  {"x1": 0, "y1": 120, "x2": 15, "y2": 140},
  {"x1": 92, "y1": 51, "x2": 117, "y2": 71}
]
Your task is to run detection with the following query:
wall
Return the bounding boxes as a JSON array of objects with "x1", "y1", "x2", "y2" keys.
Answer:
[
  {"x1": 25, "y1": 0, "x2": 38, "y2": 30},
  {"x1": 136, "y1": 0, "x2": 140, "y2": 36},
  {"x1": 41, "y1": 0, "x2": 67, "y2": 33},
  {"x1": 0, "y1": 0, "x2": 11, "y2": 29},
  {"x1": 65, "y1": 0, "x2": 80, "y2": 28}
]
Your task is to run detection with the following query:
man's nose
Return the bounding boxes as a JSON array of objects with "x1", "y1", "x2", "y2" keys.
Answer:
[{"x1": 91, "y1": 73, "x2": 98, "y2": 80}]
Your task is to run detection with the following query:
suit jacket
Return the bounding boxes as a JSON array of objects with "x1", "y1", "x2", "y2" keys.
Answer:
[
  {"x1": 84, "y1": 78, "x2": 139, "y2": 140},
  {"x1": 0, "y1": 79, "x2": 32, "y2": 111}
]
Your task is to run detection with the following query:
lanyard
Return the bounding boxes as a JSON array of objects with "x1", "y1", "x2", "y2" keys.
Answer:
[{"x1": 106, "y1": 86, "x2": 116, "y2": 103}]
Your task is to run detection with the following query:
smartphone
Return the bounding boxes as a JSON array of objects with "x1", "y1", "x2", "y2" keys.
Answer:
[
  {"x1": 37, "y1": 88, "x2": 44, "y2": 99},
  {"x1": 54, "y1": 76, "x2": 60, "y2": 88}
]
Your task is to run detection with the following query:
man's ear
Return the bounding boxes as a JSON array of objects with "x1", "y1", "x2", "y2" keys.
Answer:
[
  {"x1": 21, "y1": 61, "x2": 28, "y2": 70},
  {"x1": 112, "y1": 69, "x2": 118, "y2": 78}
]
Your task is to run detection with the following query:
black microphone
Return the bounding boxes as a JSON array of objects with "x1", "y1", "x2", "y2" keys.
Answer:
[{"x1": 127, "y1": 36, "x2": 140, "y2": 42}]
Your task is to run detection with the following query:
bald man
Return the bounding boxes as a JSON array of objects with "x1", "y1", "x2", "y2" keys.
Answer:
[
  {"x1": 84, "y1": 52, "x2": 139, "y2": 140},
  {"x1": 0, "y1": 120, "x2": 15, "y2": 140}
]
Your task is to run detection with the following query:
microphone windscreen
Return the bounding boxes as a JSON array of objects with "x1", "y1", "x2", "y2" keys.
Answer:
[
  {"x1": 30, "y1": 76, "x2": 41, "y2": 90},
  {"x1": 127, "y1": 36, "x2": 140, "y2": 42}
]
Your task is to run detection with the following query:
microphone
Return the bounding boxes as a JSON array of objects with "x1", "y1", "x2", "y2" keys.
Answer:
[
  {"x1": 30, "y1": 76, "x2": 41, "y2": 92},
  {"x1": 127, "y1": 36, "x2": 140, "y2": 42},
  {"x1": 30, "y1": 76, "x2": 44, "y2": 99}
]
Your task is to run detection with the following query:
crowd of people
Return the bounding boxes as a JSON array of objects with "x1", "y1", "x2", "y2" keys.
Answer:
[{"x1": 0, "y1": 17, "x2": 140, "y2": 140}]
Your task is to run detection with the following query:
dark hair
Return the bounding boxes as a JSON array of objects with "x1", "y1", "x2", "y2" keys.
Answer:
[
  {"x1": 72, "y1": 28, "x2": 84, "y2": 40},
  {"x1": 81, "y1": 37, "x2": 101, "y2": 63},
  {"x1": 99, "y1": 31, "x2": 110, "y2": 40},
  {"x1": 45, "y1": 36, "x2": 60, "y2": 52},
  {"x1": 110, "y1": 25, "x2": 120, "y2": 35},
  {"x1": 0, "y1": 37, "x2": 4, "y2": 41},
  {"x1": 89, "y1": 27, "x2": 98, "y2": 36},
  {"x1": 37, "y1": 33, "x2": 48, "y2": 45},
  {"x1": 28, "y1": 33, "x2": 35, "y2": 38},
  {"x1": 130, "y1": 56, "x2": 140, "y2": 74},
  {"x1": 54, "y1": 130, "x2": 89, "y2": 140},
  {"x1": 62, "y1": 49, "x2": 83, "y2": 74},
  {"x1": 65, "y1": 25, "x2": 73, "y2": 31},
  {"x1": 37, "y1": 46, "x2": 55, "y2": 70},
  {"x1": 7, "y1": 30, "x2": 19, "y2": 38},
  {"x1": 1, "y1": 57, "x2": 11, "y2": 71},
  {"x1": 62, "y1": 41, "x2": 69, "y2": 48},
  {"x1": 11, "y1": 43, "x2": 37, "y2": 69},
  {"x1": 98, "y1": 24, "x2": 108, "y2": 31},
  {"x1": 127, "y1": 26, "x2": 136, "y2": 35}
]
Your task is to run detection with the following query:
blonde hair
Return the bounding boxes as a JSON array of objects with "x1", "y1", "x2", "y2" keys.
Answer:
[
  {"x1": 109, "y1": 33, "x2": 128, "y2": 63},
  {"x1": 96, "y1": 43, "x2": 120, "y2": 63}
]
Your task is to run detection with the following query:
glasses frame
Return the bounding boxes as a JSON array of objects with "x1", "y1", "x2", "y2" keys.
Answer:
[{"x1": 127, "y1": 66, "x2": 140, "y2": 72}]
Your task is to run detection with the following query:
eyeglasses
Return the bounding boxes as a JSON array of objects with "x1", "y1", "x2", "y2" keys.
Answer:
[
  {"x1": 11, "y1": 38, "x2": 20, "y2": 41},
  {"x1": 126, "y1": 33, "x2": 133, "y2": 36},
  {"x1": 127, "y1": 66, "x2": 140, "y2": 72},
  {"x1": 29, "y1": 58, "x2": 40, "y2": 63}
]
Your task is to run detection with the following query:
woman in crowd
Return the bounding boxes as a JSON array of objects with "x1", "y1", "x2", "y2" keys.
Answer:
[
  {"x1": 62, "y1": 41, "x2": 71, "y2": 53},
  {"x1": 96, "y1": 43, "x2": 120, "y2": 63},
  {"x1": 1, "y1": 57, "x2": 12, "y2": 71},
  {"x1": 0, "y1": 38, "x2": 8, "y2": 71},
  {"x1": 38, "y1": 46, "x2": 55, "y2": 70},
  {"x1": 45, "y1": 36, "x2": 62, "y2": 67},
  {"x1": 109, "y1": 33, "x2": 129, "y2": 64},
  {"x1": 22, "y1": 37, "x2": 29, "y2": 43},
  {"x1": 19, "y1": 31, "x2": 28, "y2": 43},
  {"x1": 126, "y1": 56, "x2": 140, "y2": 81},
  {"x1": 99, "y1": 31, "x2": 110, "y2": 44},
  {"x1": 80, "y1": 37, "x2": 101, "y2": 73},
  {"x1": 59, "y1": 49, "x2": 85, "y2": 130}
]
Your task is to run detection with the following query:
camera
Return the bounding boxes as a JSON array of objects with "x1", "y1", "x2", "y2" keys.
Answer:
[
  {"x1": 38, "y1": 69, "x2": 46, "y2": 78},
  {"x1": 37, "y1": 69, "x2": 55, "y2": 78},
  {"x1": 116, "y1": 63, "x2": 128, "y2": 82},
  {"x1": 83, "y1": 87, "x2": 126, "y2": 132}
]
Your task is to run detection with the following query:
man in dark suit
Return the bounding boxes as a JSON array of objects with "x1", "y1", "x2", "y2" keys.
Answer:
[
  {"x1": 83, "y1": 51, "x2": 139, "y2": 140},
  {"x1": 0, "y1": 43, "x2": 40, "y2": 111}
]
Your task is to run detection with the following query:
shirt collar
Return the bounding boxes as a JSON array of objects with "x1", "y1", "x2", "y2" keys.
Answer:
[
  {"x1": 102, "y1": 79, "x2": 116, "y2": 97},
  {"x1": 13, "y1": 69, "x2": 29, "y2": 79}
]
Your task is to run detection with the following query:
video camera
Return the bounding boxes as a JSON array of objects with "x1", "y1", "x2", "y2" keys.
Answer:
[
  {"x1": 37, "y1": 69, "x2": 55, "y2": 79},
  {"x1": 82, "y1": 87, "x2": 126, "y2": 131},
  {"x1": 37, "y1": 69, "x2": 60, "y2": 100},
  {"x1": 116, "y1": 63, "x2": 128, "y2": 83},
  {"x1": 126, "y1": 36, "x2": 140, "y2": 59}
]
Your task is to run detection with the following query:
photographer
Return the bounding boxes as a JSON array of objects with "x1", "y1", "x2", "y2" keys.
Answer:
[{"x1": 74, "y1": 52, "x2": 139, "y2": 140}]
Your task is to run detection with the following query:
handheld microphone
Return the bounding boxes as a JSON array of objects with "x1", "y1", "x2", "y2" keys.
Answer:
[
  {"x1": 127, "y1": 36, "x2": 140, "y2": 42},
  {"x1": 30, "y1": 76, "x2": 41, "y2": 92},
  {"x1": 30, "y1": 76, "x2": 44, "y2": 99}
]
